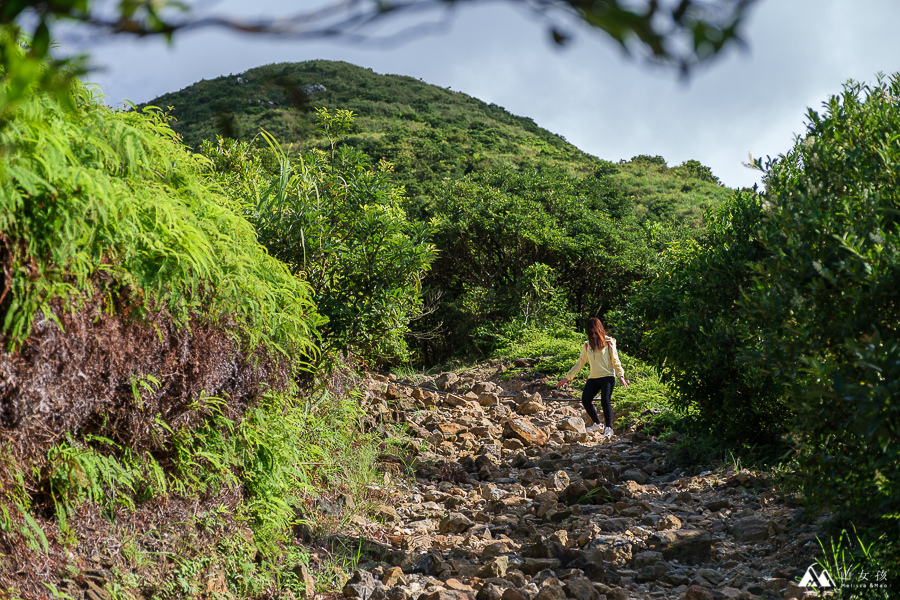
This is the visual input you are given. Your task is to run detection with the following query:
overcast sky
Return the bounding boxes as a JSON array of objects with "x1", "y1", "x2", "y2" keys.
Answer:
[{"x1": 67, "y1": 0, "x2": 900, "y2": 190}]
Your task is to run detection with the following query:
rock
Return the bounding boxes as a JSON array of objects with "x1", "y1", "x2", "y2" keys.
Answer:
[
  {"x1": 614, "y1": 500, "x2": 650, "y2": 517},
  {"x1": 636, "y1": 563, "x2": 668, "y2": 583},
  {"x1": 503, "y1": 419, "x2": 548, "y2": 447},
  {"x1": 532, "y1": 582, "x2": 566, "y2": 600},
  {"x1": 518, "y1": 400, "x2": 545, "y2": 416},
  {"x1": 605, "y1": 589, "x2": 629, "y2": 600},
  {"x1": 599, "y1": 517, "x2": 631, "y2": 533},
  {"x1": 581, "y1": 464, "x2": 619, "y2": 483},
  {"x1": 618, "y1": 480, "x2": 646, "y2": 498},
  {"x1": 705, "y1": 499, "x2": 731, "y2": 512},
  {"x1": 440, "y1": 513, "x2": 475, "y2": 534},
  {"x1": 378, "y1": 567, "x2": 402, "y2": 588},
  {"x1": 783, "y1": 582, "x2": 807, "y2": 600},
  {"x1": 521, "y1": 558, "x2": 561, "y2": 575},
  {"x1": 558, "y1": 481, "x2": 589, "y2": 505},
  {"x1": 446, "y1": 579, "x2": 475, "y2": 592},
  {"x1": 588, "y1": 536, "x2": 632, "y2": 562},
  {"x1": 632, "y1": 551, "x2": 664, "y2": 568},
  {"x1": 697, "y1": 568, "x2": 725, "y2": 586},
  {"x1": 436, "y1": 372, "x2": 460, "y2": 391},
  {"x1": 472, "y1": 381, "x2": 495, "y2": 394},
  {"x1": 731, "y1": 516, "x2": 769, "y2": 542},
  {"x1": 684, "y1": 585, "x2": 714, "y2": 600},
  {"x1": 622, "y1": 468, "x2": 650, "y2": 485},
  {"x1": 83, "y1": 581, "x2": 111, "y2": 600},
  {"x1": 563, "y1": 578, "x2": 600, "y2": 600},
  {"x1": 477, "y1": 556, "x2": 510, "y2": 578},
  {"x1": 482, "y1": 542, "x2": 512, "y2": 559},
  {"x1": 445, "y1": 394, "x2": 469, "y2": 408},
  {"x1": 548, "y1": 470, "x2": 570, "y2": 491},
  {"x1": 299, "y1": 564, "x2": 317, "y2": 599},
  {"x1": 478, "y1": 393, "x2": 500, "y2": 407},
  {"x1": 476, "y1": 583, "x2": 504, "y2": 600},
  {"x1": 657, "y1": 514, "x2": 682, "y2": 531},
  {"x1": 438, "y1": 423, "x2": 468, "y2": 436},
  {"x1": 387, "y1": 550, "x2": 420, "y2": 570},
  {"x1": 500, "y1": 589, "x2": 528, "y2": 600},
  {"x1": 502, "y1": 438, "x2": 526, "y2": 451},
  {"x1": 645, "y1": 530, "x2": 712, "y2": 564},
  {"x1": 343, "y1": 570, "x2": 384, "y2": 600},
  {"x1": 676, "y1": 491, "x2": 694, "y2": 503},
  {"x1": 206, "y1": 566, "x2": 228, "y2": 596},
  {"x1": 421, "y1": 590, "x2": 475, "y2": 600},
  {"x1": 558, "y1": 417, "x2": 586, "y2": 433}
]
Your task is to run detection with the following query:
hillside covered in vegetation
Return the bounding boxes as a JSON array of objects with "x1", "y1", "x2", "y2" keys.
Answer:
[{"x1": 148, "y1": 60, "x2": 730, "y2": 225}]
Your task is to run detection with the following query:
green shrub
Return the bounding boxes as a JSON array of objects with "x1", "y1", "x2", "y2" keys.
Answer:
[
  {"x1": 621, "y1": 190, "x2": 786, "y2": 445},
  {"x1": 745, "y1": 75, "x2": 900, "y2": 535},
  {"x1": 202, "y1": 109, "x2": 436, "y2": 365}
]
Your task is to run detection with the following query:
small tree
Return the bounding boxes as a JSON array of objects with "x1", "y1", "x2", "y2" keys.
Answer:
[{"x1": 204, "y1": 109, "x2": 436, "y2": 365}]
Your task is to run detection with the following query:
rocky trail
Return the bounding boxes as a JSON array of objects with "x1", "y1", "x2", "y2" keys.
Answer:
[{"x1": 339, "y1": 361, "x2": 829, "y2": 600}]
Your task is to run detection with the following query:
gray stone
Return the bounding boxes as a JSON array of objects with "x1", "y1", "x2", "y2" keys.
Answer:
[
  {"x1": 439, "y1": 513, "x2": 475, "y2": 534},
  {"x1": 521, "y1": 558, "x2": 562, "y2": 575},
  {"x1": 532, "y1": 582, "x2": 566, "y2": 600},
  {"x1": 563, "y1": 578, "x2": 600, "y2": 600},
  {"x1": 656, "y1": 514, "x2": 682, "y2": 531},
  {"x1": 548, "y1": 470, "x2": 570, "y2": 491},
  {"x1": 645, "y1": 530, "x2": 712, "y2": 564},
  {"x1": 632, "y1": 551, "x2": 664, "y2": 568},
  {"x1": 622, "y1": 468, "x2": 650, "y2": 485},
  {"x1": 343, "y1": 570, "x2": 384, "y2": 600},
  {"x1": 730, "y1": 516, "x2": 769, "y2": 542}
]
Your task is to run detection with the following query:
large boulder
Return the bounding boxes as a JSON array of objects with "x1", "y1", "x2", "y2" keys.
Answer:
[{"x1": 502, "y1": 418, "x2": 548, "y2": 447}]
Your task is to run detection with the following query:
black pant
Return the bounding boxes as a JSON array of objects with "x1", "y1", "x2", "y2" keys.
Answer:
[{"x1": 582, "y1": 376, "x2": 615, "y2": 427}]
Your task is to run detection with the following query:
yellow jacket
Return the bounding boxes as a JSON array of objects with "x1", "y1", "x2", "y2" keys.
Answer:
[{"x1": 565, "y1": 337, "x2": 625, "y2": 380}]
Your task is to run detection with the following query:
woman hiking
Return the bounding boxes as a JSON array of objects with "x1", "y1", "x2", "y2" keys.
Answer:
[{"x1": 556, "y1": 317, "x2": 628, "y2": 436}]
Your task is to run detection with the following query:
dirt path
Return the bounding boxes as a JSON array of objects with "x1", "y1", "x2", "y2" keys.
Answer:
[{"x1": 340, "y1": 364, "x2": 827, "y2": 600}]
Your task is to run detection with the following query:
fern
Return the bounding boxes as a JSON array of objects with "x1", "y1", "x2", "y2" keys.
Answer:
[{"x1": 1, "y1": 61, "x2": 323, "y2": 360}]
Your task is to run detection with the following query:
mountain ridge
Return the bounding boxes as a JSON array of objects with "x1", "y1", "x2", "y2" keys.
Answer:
[{"x1": 147, "y1": 59, "x2": 731, "y2": 224}]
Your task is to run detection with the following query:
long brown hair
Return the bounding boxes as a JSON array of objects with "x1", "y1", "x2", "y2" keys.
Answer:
[{"x1": 586, "y1": 317, "x2": 608, "y2": 351}]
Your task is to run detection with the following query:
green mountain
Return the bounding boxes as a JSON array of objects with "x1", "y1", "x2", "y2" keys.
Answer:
[{"x1": 147, "y1": 60, "x2": 731, "y2": 224}]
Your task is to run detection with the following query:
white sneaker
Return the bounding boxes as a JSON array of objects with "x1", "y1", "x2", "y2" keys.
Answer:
[
  {"x1": 603, "y1": 427, "x2": 614, "y2": 436},
  {"x1": 586, "y1": 423, "x2": 601, "y2": 432}
]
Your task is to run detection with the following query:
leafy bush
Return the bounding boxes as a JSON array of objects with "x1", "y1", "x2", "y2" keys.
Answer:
[
  {"x1": 622, "y1": 190, "x2": 786, "y2": 445},
  {"x1": 624, "y1": 74, "x2": 900, "y2": 542},
  {"x1": 744, "y1": 75, "x2": 900, "y2": 534},
  {"x1": 203, "y1": 109, "x2": 435, "y2": 365}
]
